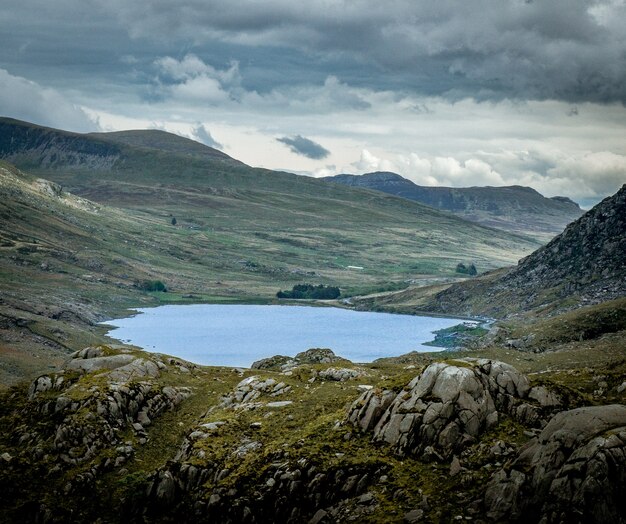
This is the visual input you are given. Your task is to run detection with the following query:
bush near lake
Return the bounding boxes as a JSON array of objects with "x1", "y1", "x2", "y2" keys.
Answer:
[
  {"x1": 138, "y1": 280, "x2": 168, "y2": 292},
  {"x1": 277, "y1": 283, "x2": 340, "y2": 299}
]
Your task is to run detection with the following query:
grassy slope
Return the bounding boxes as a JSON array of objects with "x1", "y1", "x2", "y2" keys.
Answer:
[
  {"x1": 0, "y1": 153, "x2": 537, "y2": 386},
  {"x1": 324, "y1": 172, "x2": 583, "y2": 241}
]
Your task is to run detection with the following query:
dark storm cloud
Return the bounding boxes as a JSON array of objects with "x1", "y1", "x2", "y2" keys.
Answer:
[
  {"x1": 94, "y1": 0, "x2": 626, "y2": 103},
  {"x1": 2, "y1": 1, "x2": 625, "y2": 104},
  {"x1": 277, "y1": 135, "x2": 330, "y2": 160}
]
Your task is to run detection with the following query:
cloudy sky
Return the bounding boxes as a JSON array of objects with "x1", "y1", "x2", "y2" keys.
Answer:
[{"x1": 1, "y1": 0, "x2": 625, "y2": 206}]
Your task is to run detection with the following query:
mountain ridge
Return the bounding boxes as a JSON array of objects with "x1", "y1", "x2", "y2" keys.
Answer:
[
  {"x1": 375, "y1": 184, "x2": 626, "y2": 319},
  {"x1": 323, "y1": 171, "x2": 583, "y2": 240}
]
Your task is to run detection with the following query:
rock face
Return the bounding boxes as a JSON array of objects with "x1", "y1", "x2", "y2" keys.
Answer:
[
  {"x1": 484, "y1": 404, "x2": 626, "y2": 523},
  {"x1": 428, "y1": 184, "x2": 626, "y2": 317},
  {"x1": 347, "y1": 359, "x2": 542, "y2": 458},
  {"x1": 147, "y1": 435, "x2": 381, "y2": 524},
  {"x1": 219, "y1": 376, "x2": 292, "y2": 410},
  {"x1": 19, "y1": 347, "x2": 190, "y2": 486}
]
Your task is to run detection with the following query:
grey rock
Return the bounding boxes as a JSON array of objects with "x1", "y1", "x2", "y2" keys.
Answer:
[
  {"x1": 309, "y1": 509, "x2": 329, "y2": 524},
  {"x1": 450, "y1": 456, "x2": 462, "y2": 476},
  {"x1": 404, "y1": 508, "x2": 425, "y2": 523},
  {"x1": 28, "y1": 375, "x2": 53, "y2": 399},
  {"x1": 65, "y1": 354, "x2": 135, "y2": 374},
  {"x1": 347, "y1": 359, "x2": 530, "y2": 458},
  {"x1": 484, "y1": 404, "x2": 626, "y2": 523},
  {"x1": 155, "y1": 471, "x2": 176, "y2": 504},
  {"x1": 318, "y1": 367, "x2": 364, "y2": 382},
  {"x1": 528, "y1": 385, "x2": 562, "y2": 407},
  {"x1": 107, "y1": 358, "x2": 160, "y2": 382},
  {"x1": 72, "y1": 346, "x2": 104, "y2": 359},
  {"x1": 266, "y1": 401, "x2": 293, "y2": 408},
  {"x1": 201, "y1": 421, "x2": 226, "y2": 431},
  {"x1": 358, "y1": 492, "x2": 375, "y2": 505}
]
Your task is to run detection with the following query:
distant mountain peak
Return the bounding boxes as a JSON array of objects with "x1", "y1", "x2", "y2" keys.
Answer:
[{"x1": 323, "y1": 171, "x2": 583, "y2": 240}]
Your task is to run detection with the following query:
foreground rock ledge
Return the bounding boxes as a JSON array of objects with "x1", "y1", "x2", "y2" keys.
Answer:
[
  {"x1": 485, "y1": 404, "x2": 626, "y2": 524},
  {"x1": 347, "y1": 358, "x2": 545, "y2": 459}
]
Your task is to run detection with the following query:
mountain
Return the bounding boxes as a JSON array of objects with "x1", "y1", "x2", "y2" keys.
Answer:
[
  {"x1": 0, "y1": 119, "x2": 541, "y2": 384},
  {"x1": 371, "y1": 184, "x2": 626, "y2": 319},
  {"x1": 323, "y1": 171, "x2": 583, "y2": 240},
  {"x1": 0, "y1": 117, "x2": 538, "y2": 279}
]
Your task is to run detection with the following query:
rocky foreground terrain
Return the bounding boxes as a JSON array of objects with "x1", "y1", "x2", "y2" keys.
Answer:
[{"x1": 1, "y1": 339, "x2": 625, "y2": 523}]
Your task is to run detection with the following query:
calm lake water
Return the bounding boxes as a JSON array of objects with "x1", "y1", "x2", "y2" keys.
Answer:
[{"x1": 102, "y1": 304, "x2": 462, "y2": 368}]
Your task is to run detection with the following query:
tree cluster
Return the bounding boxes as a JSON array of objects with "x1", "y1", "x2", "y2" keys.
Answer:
[
  {"x1": 276, "y1": 283, "x2": 340, "y2": 299},
  {"x1": 456, "y1": 262, "x2": 478, "y2": 276}
]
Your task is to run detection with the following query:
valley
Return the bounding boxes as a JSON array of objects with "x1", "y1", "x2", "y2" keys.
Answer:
[{"x1": 0, "y1": 119, "x2": 624, "y2": 524}]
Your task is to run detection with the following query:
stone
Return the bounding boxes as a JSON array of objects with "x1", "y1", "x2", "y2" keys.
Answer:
[
  {"x1": 347, "y1": 359, "x2": 530, "y2": 459},
  {"x1": 404, "y1": 508, "x2": 424, "y2": 523},
  {"x1": 65, "y1": 354, "x2": 135, "y2": 374},
  {"x1": 318, "y1": 367, "x2": 363, "y2": 382},
  {"x1": 155, "y1": 472, "x2": 176, "y2": 504},
  {"x1": 449, "y1": 456, "x2": 462, "y2": 476},
  {"x1": 309, "y1": 509, "x2": 329, "y2": 524},
  {"x1": 528, "y1": 386, "x2": 562, "y2": 407},
  {"x1": 484, "y1": 404, "x2": 626, "y2": 523},
  {"x1": 30, "y1": 375, "x2": 53, "y2": 396},
  {"x1": 266, "y1": 401, "x2": 293, "y2": 408}
]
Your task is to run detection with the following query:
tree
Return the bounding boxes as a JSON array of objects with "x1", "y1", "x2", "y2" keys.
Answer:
[
  {"x1": 276, "y1": 283, "x2": 340, "y2": 299},
  {"x1": 171, "y1": 216, "x2": 177, "y2": 226}
]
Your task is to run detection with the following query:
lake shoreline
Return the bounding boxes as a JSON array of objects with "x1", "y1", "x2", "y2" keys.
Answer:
[{"x1": 101, "y1": 303, "x2": 467, "y2": 368}]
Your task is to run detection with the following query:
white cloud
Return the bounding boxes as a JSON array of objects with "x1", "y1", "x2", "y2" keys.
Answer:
[
  {"x1": 153, "y1": 54, "x2": 241, "y2": 104},
  {"x1": 0, "y1": 68, "x2": 95, "y2": 132}
]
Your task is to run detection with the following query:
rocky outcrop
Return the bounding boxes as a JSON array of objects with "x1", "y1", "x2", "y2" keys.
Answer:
[
  {"x1": 147, "y1": 441, "x2": 383, "y2": 523},
  {"x1": 17, "y1": 347, "x2": 191, "y2": 489},
  {"x1": 484, "y1": 404, "x2": 626, "y2": 523},
  {"x1": 252, "y1": 348, "x2": 345, "y2": 371},
  {"x1": 318, "y1": 367, "x2": 365, "y2": 382},
  {"x1": 219, "y1": 376, "x2": 292, "y2": 410},
  {"x1": 347, "y1": 359, "x2": 553, "y2": 459}
]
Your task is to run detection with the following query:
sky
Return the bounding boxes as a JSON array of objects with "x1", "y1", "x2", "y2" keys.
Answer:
[{"x1": 1, "y1": 1, "x2": 625, "y2": 206}]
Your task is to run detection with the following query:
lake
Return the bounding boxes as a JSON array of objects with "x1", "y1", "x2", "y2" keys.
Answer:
[{"x1": 102, "y1": 304, "x2": 462, "y2": 368}]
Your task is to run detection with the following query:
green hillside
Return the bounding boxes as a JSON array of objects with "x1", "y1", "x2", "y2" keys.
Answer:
[{"x1": 0, "y1": 117, "x2": 545, "y2": 385}]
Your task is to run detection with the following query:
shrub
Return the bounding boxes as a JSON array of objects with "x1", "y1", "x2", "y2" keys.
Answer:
[
  {"x1": 456, "y1": 263, "x2": 477, "y2": 276},
  {"x1": 276, "y1": 283, "x2": 340, "y2": 299},
  {"x1": 139, "y1": 280, "x2": 167, "y2": 292}
]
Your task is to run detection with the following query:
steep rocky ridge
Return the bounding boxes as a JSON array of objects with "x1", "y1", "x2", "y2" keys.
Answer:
[
  {"x1": 323, "y1": 172, "x2": 583, "y2": 240},
  {"x1": 422, "y1": 184, "x2": 626, "y2": 318}
]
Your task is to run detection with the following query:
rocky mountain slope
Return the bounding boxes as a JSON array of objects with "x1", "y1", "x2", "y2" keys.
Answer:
[
  {"x1": 357, "y1": 184, "x2": 625, "y2": 321},
  {"x1": 424, "y1": 184, "x2": 626, "y2": 318},
  {"x1": 323, "y1": 172, "x2": 583, "y2": 240}
]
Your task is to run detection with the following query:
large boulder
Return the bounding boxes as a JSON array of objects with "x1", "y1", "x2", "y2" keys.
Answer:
[
  {"x1": 347, "y1": 359, "x2": 531, "y2": 458},
  {"x1": 484, "y1": 404, "x2": 626, "y2": 523}
]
